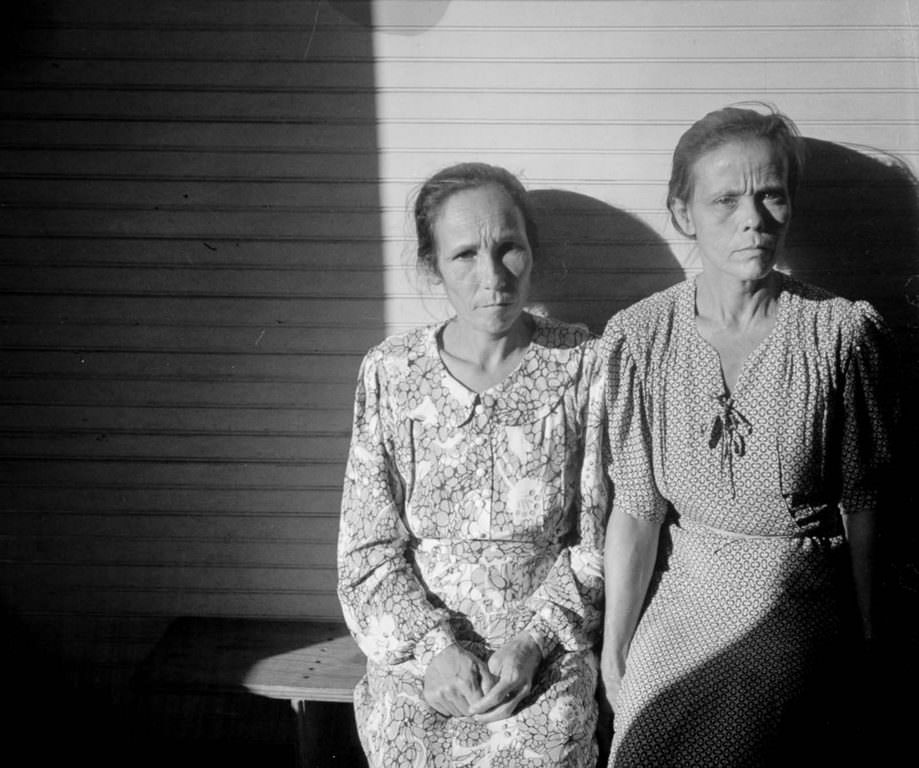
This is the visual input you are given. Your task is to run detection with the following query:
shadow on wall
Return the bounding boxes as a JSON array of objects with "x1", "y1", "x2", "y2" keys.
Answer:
[
  {"x1": 0, "y1": 4, "x2": 42, "y2": 66},
  {"x1": 1, "y1": 1, "x2": 386, "y2": 762},
  {"x1": 527, "y1": 190, "x2": 683, "y2": 334},
  {"x1": 784, "y1": 138, "x2": 919, "y2": 329}
]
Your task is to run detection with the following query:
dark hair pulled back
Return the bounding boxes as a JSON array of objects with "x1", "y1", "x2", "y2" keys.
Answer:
[
  {"x1": 413, "y1": 162, "x2": 538, "y2": 275},
  {"x1": 667, "y1": 103, "x2": 805, "y2": 237}
]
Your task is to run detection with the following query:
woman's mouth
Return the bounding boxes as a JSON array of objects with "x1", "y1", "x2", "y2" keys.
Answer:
[
  {"x1": 736, "y1": 242, "x2": 775, "y2": 256},
  {"x1": 481, "y1": 296, "x2": 516, "y2": 307}
]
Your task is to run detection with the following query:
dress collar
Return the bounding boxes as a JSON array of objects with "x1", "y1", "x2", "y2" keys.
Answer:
[{"x1": 403, "y1": 313, "x2": 588, "y2": 428}]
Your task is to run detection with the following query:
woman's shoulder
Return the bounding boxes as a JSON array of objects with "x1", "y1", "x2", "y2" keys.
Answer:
[
  {"x1": 528, "y1": 312, "x2": 596, "y2": 349},
  {"x1": 496, "y1": 314, "x2": 599, "y2": 423},
  {"x1": 601, "y1": 280, "x2": 688, "y2": 344},
  {"x1": 525, "y1": 314, "x2": 604, "y2": 385},
  {"x1": 359, "y1": 323, "x2": 440, "y2": 380},
  {"x1": 367, "y1": 323, "x2": 433, "y2": 354},
  {"x1": 779, "y1": 273, "x2": 888, "y2": 341}
]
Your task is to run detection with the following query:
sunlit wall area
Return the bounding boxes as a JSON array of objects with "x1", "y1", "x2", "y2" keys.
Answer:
[
  {"x1": 370, "y1": 0, "x2": 919, "y2": 656},
  {"x1": 372, "y1": 0, "x2": 919, "y2": 336}
]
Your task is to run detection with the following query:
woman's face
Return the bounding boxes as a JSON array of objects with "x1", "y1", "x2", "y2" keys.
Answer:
[
  {"x1": 673, "y1": 138, "x2": 791, "y2": 283},
  {"x1": 432, "y1": 184, "x2": 533, "y2": 337}
]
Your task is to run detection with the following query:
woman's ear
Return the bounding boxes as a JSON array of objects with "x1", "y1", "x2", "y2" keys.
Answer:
[
  {"x1": 423, "y1": 258, "x2": 443, "y2": 285},
  {"x1": 670, "y1": 198, "x2": 695, "y2": 238}
]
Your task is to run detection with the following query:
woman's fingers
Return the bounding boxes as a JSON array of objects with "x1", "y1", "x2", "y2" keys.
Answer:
[
  {"x1": 600, "y1": 644, "x2": 625, "y2": 713},
  {"x1": 428, "y1": 686, "x2": 473, "y2": 718},
  {"x1": 468, "y1": 678, "x2": 514, "y2": 715},
  {"x1": 600, "y1": 661, "x2": 623, "y2": 712},
  {"x1": 468, "y1": 632, "x2": 540, "y2": 719},
  {"x1": 601, "y1": 676, "x2": 620, "y2": 713},
  {"x1": 423, "y1": 637, "x2": 541, "y2": 720},
  {"x1": 425, "y1": 676, "x2": 477, "y2": 717},
  {"x1": 471, "y1": 681, "x2": 531, "y2": 722},
  {"x1": 422, "y1": 644, "x2": 492, "y2": 717}
]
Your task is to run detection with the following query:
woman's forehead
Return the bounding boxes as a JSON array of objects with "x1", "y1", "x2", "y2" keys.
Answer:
[
  {"x1": 691, "y1": 139, "x2": 789, "y2": 188},
  {"x1": 436, "y1": 186, "x2": 525, "y2": 235}
]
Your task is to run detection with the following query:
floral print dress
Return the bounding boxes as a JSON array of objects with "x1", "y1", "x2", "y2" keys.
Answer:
[
  {"x1": 601, "y1": 274, "x2": 898, "y2": 767},
  {"x1": 338, "y1": 314, "x2": 610, "y2": 768}
]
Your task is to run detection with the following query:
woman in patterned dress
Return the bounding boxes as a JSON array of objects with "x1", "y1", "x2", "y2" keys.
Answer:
[
  {"x1": 600, "y1": 106, "x2": 897, "y2": 767},
  {"x1": 338, "y1": 163, "x2": 610, "y2": 767}
]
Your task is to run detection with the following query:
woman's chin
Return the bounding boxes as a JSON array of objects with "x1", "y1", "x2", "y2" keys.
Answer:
[
  {"x1": 457, "y1": 307, "x2": 527, "y2": 337},
  {"x1": 706, "y1": 259, "x2": 777, "y2": 285}
]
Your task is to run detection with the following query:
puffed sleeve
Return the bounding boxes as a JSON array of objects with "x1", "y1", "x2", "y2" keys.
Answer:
[
  {"x1": 602, "y1": 318, "x2": 670, "y2": 523},
  {"x1": 523, "y1": 338, "x2": 611, "y2": 657},
  {"x1": 337, "y1": 349, "x2": 456, "y2": 672},
  {"x1": 838, "y1": 302, "x2": 900, "y2": 515}
]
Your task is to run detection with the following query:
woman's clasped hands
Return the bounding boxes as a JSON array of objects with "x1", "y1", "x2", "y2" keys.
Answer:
[{"x1": 422, "y1": 631, "x2": 542, "y2": 722}]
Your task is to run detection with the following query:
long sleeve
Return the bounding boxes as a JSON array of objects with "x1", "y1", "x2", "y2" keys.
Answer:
[
  {"x1": 337, "y1": 350, "x2": 456, "y2": 672},
  {"x1": 523, "y1": 340, "x2": 612, "y2": 657}
]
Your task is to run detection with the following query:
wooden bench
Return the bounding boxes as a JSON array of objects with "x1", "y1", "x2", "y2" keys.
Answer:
[{"x1": 137, "y1": 617, "x2": 367, "y2": 767}]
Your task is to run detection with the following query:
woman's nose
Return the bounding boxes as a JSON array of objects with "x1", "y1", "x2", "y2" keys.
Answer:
[
  {"x1": 740, "y1": 197, "x2": 765, "y2": 230},
  {"x1": 476, "y1": 251, "x2": 508, "y2": 287}
]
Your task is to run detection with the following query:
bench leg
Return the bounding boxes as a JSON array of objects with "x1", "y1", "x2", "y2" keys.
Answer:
[
  {"x1": 292, "y1": 698, "x2": 367, "y2": 768},
  {"x1": 292, "y1": 699, "x2": 319, "y2": 768}
]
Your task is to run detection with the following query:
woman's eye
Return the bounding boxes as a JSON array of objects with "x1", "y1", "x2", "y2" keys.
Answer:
[
  {"x1": 714, "y1": 197, "x2": 737, "y2": 208},
  {"x1": 763, "y1": 191, "x2": 788, "y2": 204}
]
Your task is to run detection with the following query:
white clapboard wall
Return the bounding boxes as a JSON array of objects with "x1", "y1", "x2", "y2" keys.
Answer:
[{"x1": 1, "y1": 0, "x2": 917, "y2": 683}]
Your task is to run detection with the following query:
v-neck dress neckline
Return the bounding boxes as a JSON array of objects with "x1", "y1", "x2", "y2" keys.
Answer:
[{"x1": 686, "y1": 272, "x2": 789, "y2": 400}]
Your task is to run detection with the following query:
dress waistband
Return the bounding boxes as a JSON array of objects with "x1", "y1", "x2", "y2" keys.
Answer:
[
  {"x1": 675, "y1": 515, "x2": 844, "y2": 544},
  {"x1": 412, "y1": 537, "x2": 561, "y2": 562}
]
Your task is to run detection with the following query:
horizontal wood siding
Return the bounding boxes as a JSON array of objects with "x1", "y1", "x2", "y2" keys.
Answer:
[
  {"x1": 1, "y1": 0, "x2": 917, "y2": 694},
  {"x1": 0, "y1": 1, "x2": 386, "y2": 685}
]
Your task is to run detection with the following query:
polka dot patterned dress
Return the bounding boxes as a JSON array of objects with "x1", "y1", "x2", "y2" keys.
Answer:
[
  {"x1": 601, "y1": 273, "x2": 897, "y2": 768},
  {"x1": 338, "y1": 314, "x2": 610, "y2": 768}
]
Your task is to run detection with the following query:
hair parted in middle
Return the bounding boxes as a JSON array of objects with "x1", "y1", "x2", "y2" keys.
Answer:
[{"x1": 412, "y1": 162, "x2": 539, "y2": 277}]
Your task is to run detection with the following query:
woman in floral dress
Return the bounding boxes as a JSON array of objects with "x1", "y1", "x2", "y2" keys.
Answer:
[
  {"x1": 338, "y1": 163, "x2": 610, "y2": 767},
  {"x1": 600, "y1": 105, "x2": 898, "y2": 767}
]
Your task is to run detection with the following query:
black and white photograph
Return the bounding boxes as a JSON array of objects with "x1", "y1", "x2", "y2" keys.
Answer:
[{"x1": 2, "y1": 2, "x2": 917, "y2": 766}]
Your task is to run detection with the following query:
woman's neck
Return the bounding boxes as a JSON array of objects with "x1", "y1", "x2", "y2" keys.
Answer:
[
  {"x1": 439, "y1": 314, "x2": 533, "y2": 392},
  {"x1": 694, "y1": 271, "x2": 781, "y2": 395},
  {"x1": 695, "y1": 270, "x2": 780, "y2": 332}
]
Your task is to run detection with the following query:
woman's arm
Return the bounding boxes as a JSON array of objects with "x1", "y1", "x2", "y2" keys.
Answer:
[
  {"x1": 842, "y1": 509, "x2": 876, "y2": 641},
  {"x1": 601, "y1": 503, "x2": 661, "y2": 711},
  {"x1": 518, "y1": 342, "x2": 612, "y2": 659},
  {"x1": 596, "y1": 320, "x2": 668, "y2": 711},
  {"x1": 838, "y1": 301, "x2": 900, "y2": 643},
  {"x1": 337, "y1": 351, "x2": 457, "y2": 669},
  {"x1": 338, "y1": 351, "x2": 495, "y2": 714}
]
